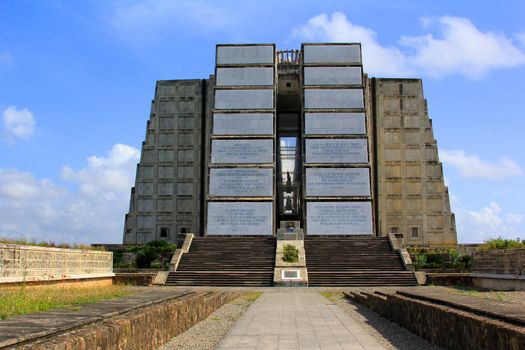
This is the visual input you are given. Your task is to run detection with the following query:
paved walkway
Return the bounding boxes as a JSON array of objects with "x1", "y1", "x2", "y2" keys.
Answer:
[{"x1": 216, "y1": 291, "x2": 387, "y2": 350}]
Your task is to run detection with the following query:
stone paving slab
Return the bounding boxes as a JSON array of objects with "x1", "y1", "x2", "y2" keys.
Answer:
[
  {"x1": 395, "y1": 286, "x2": 525, "y2": 327},
  {"x1": 215, "y1": 291, "x2": 387, "y2": 349},
  {"x1": 0, "y1": 287, "x2": 195, "y2": 349}
]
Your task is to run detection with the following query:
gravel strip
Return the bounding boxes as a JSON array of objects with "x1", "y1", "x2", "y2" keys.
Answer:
[
  {"x1": 157, "y1": 296, "x2": 253, "y2": 350},
  {"x1": 328, "y1": 293, "x2": 442, "y2": 350}
]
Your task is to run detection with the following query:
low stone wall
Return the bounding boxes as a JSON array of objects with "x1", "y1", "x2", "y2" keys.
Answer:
[
  {"x1": 0, "y1": 244, "x2": 114, "y2": 283},
  {"x1": 472, "y1": 248, "x2": 525, "y2": 275},
  {"x1": 113, "y1": 273, "x2": 156, "y2": 286},
  {"x1": 348, "y1": 291, "x2": 525, "y2": 350},
  {"x1": 425, "y1": 273, "x2": 473, "y2": 287},
  {"x1": 19, "y1": 291, "x2": 237, "y2": 350}
]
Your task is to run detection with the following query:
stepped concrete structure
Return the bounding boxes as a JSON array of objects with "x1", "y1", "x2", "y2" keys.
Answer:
[{"x1": 123, "y1": 43, "x2": 456, "y2": 248}]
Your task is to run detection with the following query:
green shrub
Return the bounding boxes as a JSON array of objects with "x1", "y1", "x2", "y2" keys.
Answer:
[
  {"x1": 282, "y1": 244, "x2": 299, "y2": 263},
  {"x1": 127, "y1": 240, "x2": 178, "y2": 269},
  {"x1": 480, "y1": 237, "x2": 525, "y2": 251}
]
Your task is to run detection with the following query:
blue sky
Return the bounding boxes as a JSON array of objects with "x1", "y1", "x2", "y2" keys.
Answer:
[{"x1": 1, "y1": 0, "x2": 525, "y2": 244}]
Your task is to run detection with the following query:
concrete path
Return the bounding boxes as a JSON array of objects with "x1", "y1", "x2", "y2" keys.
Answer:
[{"x1": 216, "y1": 291, "x2": 387, "y2": 350}]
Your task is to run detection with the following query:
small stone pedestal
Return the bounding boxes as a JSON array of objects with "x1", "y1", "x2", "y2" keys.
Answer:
[{"x1": 273, "y1": 230, "x2": 308, "y2": 287}]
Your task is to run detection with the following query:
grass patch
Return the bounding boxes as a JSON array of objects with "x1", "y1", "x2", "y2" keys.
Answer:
[
  {"x1": 0, "y1": 237, "x2": 103, "y2": 250},
  {"x1": 446, "y1": 286, "x2": 509, "y2": 302},
  {"x1": 0, "y1": 284, "x2": 132, "y2": 320},
  {"x1": 241, "y1": 292, "x2": 262, "y2": 304},
  {"x1": 320, "y1": 291, "x2": 342, "y2": 302}
]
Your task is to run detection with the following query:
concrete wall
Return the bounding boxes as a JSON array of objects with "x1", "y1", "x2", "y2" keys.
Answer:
[
  {"x1": 0, "y1": 244, "x2": 113, "y2": 283},
  {"x1": 472, "y1": 248, "x2": 525, "y2": 275},
  {"x1": 16, "y1": 291, "x2": 237, "y2": 350},
  {"x1": 123, "y1": 79, "x2": 205, "y2": 244},
  {"x1": 372, "y1": 78, "x2": 457, "y2": 246},
  {"x1": 350, "y1": 291, "x2": 525, "y2": 350}
]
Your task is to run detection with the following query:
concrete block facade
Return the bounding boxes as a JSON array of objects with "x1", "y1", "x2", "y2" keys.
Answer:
[
  {"x1": 123, "y1": 80, "x2": 205, "y2": 244},
  {"x1": 123, "y1": 44, "x2": 457, "y2": 247},
  {"x1": 371, "y1": 78, "x2": 456, "y2": 246}
]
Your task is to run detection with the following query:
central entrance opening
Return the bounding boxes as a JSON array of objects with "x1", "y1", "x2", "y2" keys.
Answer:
[{"x1": 276, "y1": 62, "x2": 302, "y2": 228}]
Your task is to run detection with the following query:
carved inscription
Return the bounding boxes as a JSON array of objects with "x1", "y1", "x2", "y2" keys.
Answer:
[
  {"x1": 209, "y1": 168, "x2": 273, "y2": 197},
  {"x1": 207, "y1": 202, "x2": 273, "y2": 235},
  {"x1": 307, "y1": 202, "x2": 373, "y2": 235},
  {"x1": 306, "y1": 168, "x2": 370, "y2": 196},
  {"x1": 305, "y1": 139, "x2": 368, "y2": 164},
  {"x1": 211, "y1": 140, "x2": 273, "y2": 164}
]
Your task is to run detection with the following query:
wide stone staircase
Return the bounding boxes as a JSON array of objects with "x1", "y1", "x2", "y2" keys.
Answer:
[
  {"x1": 305, "y1": 236, "x2": 418, "y2": 286},
  {"x1": 165, "y1": 237, "x2": 276, "y2": 287}
]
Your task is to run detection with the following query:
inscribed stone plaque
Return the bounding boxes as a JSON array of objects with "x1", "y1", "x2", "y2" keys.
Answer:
[
  {"x1": 303, "y1": 44, "x2": 361, "y2": 64},
  {"x1": 214, "y1": 89, "x2": 274, "y2": 110},
  {"x1": 304, "y1": 113, "x2": 366, "y2": 135},
  {"x1": 304, "y1": 89, "x2": 364, "y2": 109},
  {"x1": 304, "y1": 67, "x2": 362, "y2": 86},
  {"x1": 306, "y1": 202, "x2": 373, "y2": 235},
  {"x1": 209, "y1": 168, "x2": 273, "y2": 197},
  {"x1": 213, "y1": 113, "x2": 273, "y2": 135},
  {"x1": 305, "y1": 168, "x2": 370, "y2": 197},
  {"x1": 211, "y1": 140, "x2": 273, "y2": 164},
  {"x1": 305, "y1": 139, "x2": 368, "y2": 164},
  {"x1": 216, "y1": 67, "x2": 274, "y2": 86},
  {"x1": 217, "y1": 45, "x2": 274, "y2": 65},
  {"x1": 207, "y1": 202, "x2": 273, "y2": 235}
]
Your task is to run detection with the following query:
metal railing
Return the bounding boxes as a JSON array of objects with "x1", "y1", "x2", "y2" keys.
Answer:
[{"x1": 276, "y1": 50, "x2": 301, "y2": 64}]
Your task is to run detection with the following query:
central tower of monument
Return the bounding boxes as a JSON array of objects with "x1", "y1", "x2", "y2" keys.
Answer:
[{"x1": 123, "y1": 43, "x2": 456, "y2": 247}]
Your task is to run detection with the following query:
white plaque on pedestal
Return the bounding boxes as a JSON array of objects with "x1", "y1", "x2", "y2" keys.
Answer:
[
  {"x1": 211, "y1": 140, "x2": 273, "y2": 164},
  {"x1": 305, "y1": 168, "x2": 370, "y2": 197},
  {"x1": 305, "y1": 139, "x2": 368, "y2": 164},
  {"x1": 306, "y1": 202, "x2": 373, "y2": 235},
  {"x1": 209, "y1": 168, "x2": 273, "y2": 197},
  {"x1": 207, "y1": 202, "x2": 273, "y2": 235}
]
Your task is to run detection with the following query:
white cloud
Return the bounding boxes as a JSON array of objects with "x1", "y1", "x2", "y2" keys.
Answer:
[
  {"x1": 2, "y1": 106, "x2": 36, "y2": 143},
  {"x1": 0, "y1": 51, "x2": 14, "y2": 69},
  {"x1": 110, "y1": 0, "x2": 237, "y2": 42},
  {"x1": 292, "y1": 12, "x2": 525, "y2": 78},
  {"x1": 454, "y1": 201, "x2": 524, "y2": 243},
  {"x1": 0, "y1": 144, "x2": 140, "y2": 244},
  {"x1": 440, "y1": 149, "x2": 523, "y2": 180}
]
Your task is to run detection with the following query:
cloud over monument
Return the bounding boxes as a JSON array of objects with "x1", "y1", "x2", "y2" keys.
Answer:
[
  {"x1": 292, "y1": 12, "x2": 525, "y2": 78},
  {"x1": 2, "y1": 106, "x2": 36, "y2": 144},
  {"x1": 0, "y1": 144, "x2": 140, "y2": 244},
  {"x1": 440, "y1": 149, "x2": 523, "y2": 180}
]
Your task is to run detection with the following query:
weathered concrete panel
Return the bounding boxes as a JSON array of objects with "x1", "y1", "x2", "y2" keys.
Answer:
[
  {"x1": 137, "y1": 182, "x2": 154, "y2": 195},
  {"x1": 207, "y1": 202, "x2": 273, "y2": 235},
  {"x1": 304, "y1": 112, "x2": 366, "y2": 135},
  {"x1": 306, "y1": 202, "x2": 373, "y2": 235},
  {"x1": 217, "y1": 45, "x2": 274, "y2": 65},
  {"x1": 305, "y1": 139, "x2": 368, "y2": 164},
  {"x1": 158, "y1": 150, "x2": 175, "y2": 162},
  {"x1": 305, "y1": 168, "x2": 370, "y2": 197},
  {"x1": 303, "y1": 44, "x2": 361, "y2": 64},
  {"x1": 158, "y1": 167, "x2": 174, "y2": 179},
  {"x1": 304, "y1": 89, "x2": 364, "y2": 109},
  {"x1": 209, "y1": 168, "x2": 273, "y2": 197},
  {"x1": 304, "y1": 67, "x2": 362, "y2": 86},
  {"x1": 214, "y1": 89, "x2": 274, "y2": 110},
  {"x1": 158, "y1": 183, "x2": 174, "y2": 195},
  {"x1": 137, "y1": 199, "x2": 153, "y2": 212},
  {"x1": 211, "y1": 139, "x2": 273, "y2": 164},
  {"x1": 216, "y1": 67, "x2": 274, "y2": 86},
  {"x1": 213, "y1": 113, "x2": 273, "y2": 135},
  {"x1": 137, "y1": 215, "x2": 154, "y2": 229}
]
